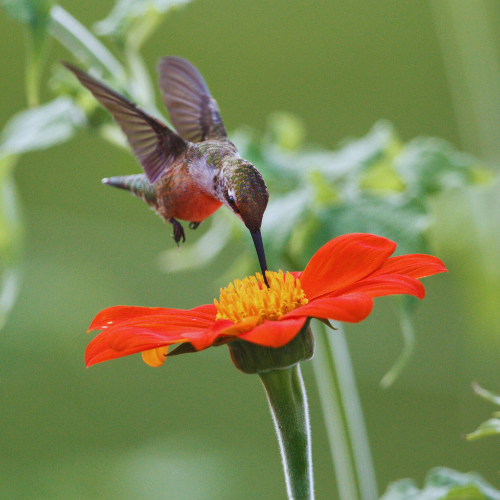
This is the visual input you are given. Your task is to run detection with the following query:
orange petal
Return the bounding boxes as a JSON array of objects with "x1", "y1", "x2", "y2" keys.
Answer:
[
  {"x1": 330, "y1": 274, "x2": 426, "y2": 299},
  {"x1": 368, "y1": 254, "x2": 447, "y2": 279},
  {"x1": 85, "y1": 331, "x2": 166, "y2": 366},
  {"x1": 85, "y1": 312, "x2": 219, "y2": 367},
  {"x1": 184, "y1": 319, "x2": 235, "y2": 350},
  {"x1": 142, "y1": 346, "x2": 169, "y2": 367},
  {"x1": 105, "y1": 317, "x2": 215, "y2": 352},
  {"x1": 301, "y1": 233, "x2": 396, "y2": 299},
  {"x1": 283, "y1": 293, "x2": 373, "y2": 323},
  {"x1": 89, "y1": 304, "x2": 216, "y2": 331},
  {"x1": 237, "y1": 317, "x2": 307, "y2": 348}
]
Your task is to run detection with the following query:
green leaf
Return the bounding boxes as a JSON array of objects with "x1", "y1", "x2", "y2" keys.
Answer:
[
  {"x1": 465, "y1": 385, "x2": 500, "y2": 441},
  {"x1": 261, "y1": 189, "x2": 311, "y2": 253},
  {"x1": 426, "y1": 468, "x2": 500, "y2": 500},
  {"x1": 380, "y1": 478, "x2": 420, "y2": 500},
  {"x1": 443, "y1": 485, "x2": 487, "y2": 500},
  {"x1": 266, "y1": 112, "x2": 306, "y2": 151},
  {"x1": 94, "y1": 0, "x2": 191, "y2": 48},
  {"x1": 317, "y1": 120, "x2": 400, "y2": 181},
  {"x1": 321, "y1": 196, "x2": 430, "y2": 256},
  {"x1": 465, "y1": 418, "x2": 500, "y2": 441},
  {"x1": 0, "y1": 158, "x2": 24, "y2": 330},
  {"x1": 1, "y1": 0, "x2": 52, "y2": 30},
  {"x1": 0, "y1": 97, "x2": 85, "y2": 156},
  {"x1": 471, "y1": 383, "x2": 500, "y2": 406},
  {"x1": 381, "y1": 468, "x2": 500, "y2": 500},
  {"x1": 49, "y1": 6, "x2": 125, "y2": 78},
  {"x1": 395, "y1": 137, "x2": 491, "y2": 198},
  {"x1": 360, "y1": 160, "x2": 405, "y2": 193}
]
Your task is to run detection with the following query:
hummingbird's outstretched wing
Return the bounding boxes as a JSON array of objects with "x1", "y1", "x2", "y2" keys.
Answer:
[
  {"x1": 157, "y1": 57, "x2": 227, "y2": 143},
  {"x1": 63, "y1": 62, "x2": 189, "y2": 184}
]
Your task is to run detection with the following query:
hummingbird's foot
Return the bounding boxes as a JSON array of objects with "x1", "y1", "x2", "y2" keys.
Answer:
[
  {"x1": 189, "y1": 222, "x2": 201, "y2": 230},
  {"x1": 170, "y1": 218, "x2": 186, "y2": 245}
]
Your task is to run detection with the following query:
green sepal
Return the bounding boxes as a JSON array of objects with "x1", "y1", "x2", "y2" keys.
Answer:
[{"x1": 228, "y1": 319, "x2": 314, "y2": 374}]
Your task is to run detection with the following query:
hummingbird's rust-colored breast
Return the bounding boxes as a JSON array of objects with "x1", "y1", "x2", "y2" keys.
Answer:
[{"x1": 155, "y1": 163, "x2": 222, "y2": 223}]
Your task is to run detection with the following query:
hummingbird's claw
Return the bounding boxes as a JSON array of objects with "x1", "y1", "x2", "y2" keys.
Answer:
[
  {"x1": 189, "y1": 222, "x2": 201, "y2": 230},
  {"x1": 170, "y1": 218, "x2": 186, "y2": 245}
]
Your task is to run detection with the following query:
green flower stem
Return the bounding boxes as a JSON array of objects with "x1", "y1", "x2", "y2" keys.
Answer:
[
  {"x1": 259, "y1": 365, "x2": 314, "y2": 500},
  {"x1": 380, "y1": 299, "x2": 415, "y2": 388},
  {"x1": 25, "y1": 35, "x2": 40, "y2": 108},
  {"x1": 312, "y1": 322, "x2": 378, "y2": 500}
]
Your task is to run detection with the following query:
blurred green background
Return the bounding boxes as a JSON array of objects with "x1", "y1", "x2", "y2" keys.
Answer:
[{"x1": 1, "y1": 0, "x2": 500, "y2": 498}]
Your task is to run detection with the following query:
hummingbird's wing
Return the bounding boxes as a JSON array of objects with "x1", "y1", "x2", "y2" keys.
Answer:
[
  {"x1": 63, "y1": 62, "x2": 189, "y2": 184},
  {"x1": 157, "y1": 57, "x2": 227, "y2": 143}
]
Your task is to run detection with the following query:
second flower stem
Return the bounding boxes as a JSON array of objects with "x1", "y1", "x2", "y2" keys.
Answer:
[
  {"x1": 312, "y1": 323, "x2": 378, "y2": 500},
  {"x1": 259, "y1": 365, "x2": 314, "y2": 500}
]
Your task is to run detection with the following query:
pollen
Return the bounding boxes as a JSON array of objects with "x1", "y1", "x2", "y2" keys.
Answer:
[{"x1": 214, "y1": 270, "x2": 308, "y2": 324}]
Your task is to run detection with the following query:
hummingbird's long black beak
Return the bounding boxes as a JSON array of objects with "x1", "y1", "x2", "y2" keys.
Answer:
[{"x1": 251, "y1": 230, "x2": 269, "y2": 286}]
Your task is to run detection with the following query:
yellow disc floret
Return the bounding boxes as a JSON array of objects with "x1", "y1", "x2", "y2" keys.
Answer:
[{"x1": 215, "y1": 270, "x2": 308, "y2": 324}]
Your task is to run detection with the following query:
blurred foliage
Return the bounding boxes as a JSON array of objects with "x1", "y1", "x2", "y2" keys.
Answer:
[
  {"x1": 381, "y1": 468, "x2": 500, "y2": 500},
  {"x1": 0, "y1": 0, "x2": 189, "y2": 332},
  {"x1": 466, "y1": 384, "x2": 500, "y2": 441},
  {"x1": 161, "y1": 117, "x2": 489, "y2": 274},
  {"x1": 160, "y1": 116, "x2": 489, "y2": 386},
  {"x1": 0, "y1": 0, "x2": 494, "y2": 387},
  {"x1": 0, "y1": 96, "x2": 85, "y2": 328},
  {"x1": 0, "y1": 0, "x2": 54, "y2": 106},
  {"x1": 1, "y1": 0, "x2": 500, "y2": 497},
  {"x1": 94, "y1": 0, "x2": 191, "y2": 50}
]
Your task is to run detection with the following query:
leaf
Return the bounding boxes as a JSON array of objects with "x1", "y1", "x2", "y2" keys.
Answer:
[
  {"x1": 321, "y1": 196, "x2": 430, "y2": 256},
  {"x1": 395, "y1": 137, "x2": 491, "y2": 198},
  {"x1": 380, "y1": 478, "x2": 420, "y2": 500},
  {"x1": 465, "y1": 418, "x2": 500, "y2": 441},
  {"x1": 261, "y1": 189, "x2": 311, "y2": 252},
  {"x1": 426, "y1": 468, "x2": 500, "y2": 500},
  {"x1": 266, "y1": 111, "x2": 306, "y2": 151},
  {"x1": 0, "y1": 158, "x2": 24, "y2": 330},
  {"x1": 381, "y1": 468, "x2": 500, "y2": 500},
  {"x1": 1, "y1": 0, "x2": 52, "y2": 30},
  {"x1": 94, "y1": 0, "x2": 191, "y2": 48},
  {"x1": 443, "y1": 485, "x2": 488, "y2": 500},
  {"x1": 471, "y1": 383, "x2": 500, "y2": 406},
  {"x1": 0, "y1": 97, "x2": 85, "y2": 156},
  {"x1": 465, "y1": 384, "x2": 500, "y2": 441},
  {"x1": 49, "y1": 6, "x2": 125, "y2": 78},
  {"x1": 316, "y1": 120, "x2": 400, "y2": 181}
]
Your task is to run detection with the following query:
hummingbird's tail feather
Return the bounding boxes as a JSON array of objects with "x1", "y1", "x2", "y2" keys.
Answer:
[{"x1": 103, "y1": 174, "x2": 157, "y2": 206}]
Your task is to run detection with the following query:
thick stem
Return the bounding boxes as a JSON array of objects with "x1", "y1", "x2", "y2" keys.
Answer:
[{"x1": 259, "y1": 365, "x2": 314, "y2": 500}]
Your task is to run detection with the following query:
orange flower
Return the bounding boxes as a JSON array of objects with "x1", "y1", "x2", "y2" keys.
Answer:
[{"x1": 86, "y1": 233, "x2": 446, "y2": 367}]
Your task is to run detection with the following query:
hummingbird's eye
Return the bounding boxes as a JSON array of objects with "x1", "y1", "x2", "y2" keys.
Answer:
[{"x1": 226, "y1": 194, "x2": 240, "y2": 214}]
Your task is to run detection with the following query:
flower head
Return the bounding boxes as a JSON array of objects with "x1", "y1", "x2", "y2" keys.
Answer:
[{"x1": 86, "y1": 233, "x2": 447, "y2": 368}]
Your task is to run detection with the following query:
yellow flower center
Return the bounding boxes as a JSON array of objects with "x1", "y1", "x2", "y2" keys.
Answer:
[{"x1": 215, "y1": 270, "x2": 308, "y2": 325}]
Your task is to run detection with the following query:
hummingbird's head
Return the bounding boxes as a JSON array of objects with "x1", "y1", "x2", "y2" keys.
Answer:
[
  {"x1": 223, "y1": 160, "x2": 269, "y2": 232},
  {"x1": 222, "y1": 160, "x2": 269, "y2": 277}
]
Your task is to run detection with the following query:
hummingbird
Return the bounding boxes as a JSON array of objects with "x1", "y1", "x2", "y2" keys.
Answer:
[{"x1": 63, "y1": 57, "x2": 269, "y2": 277}]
